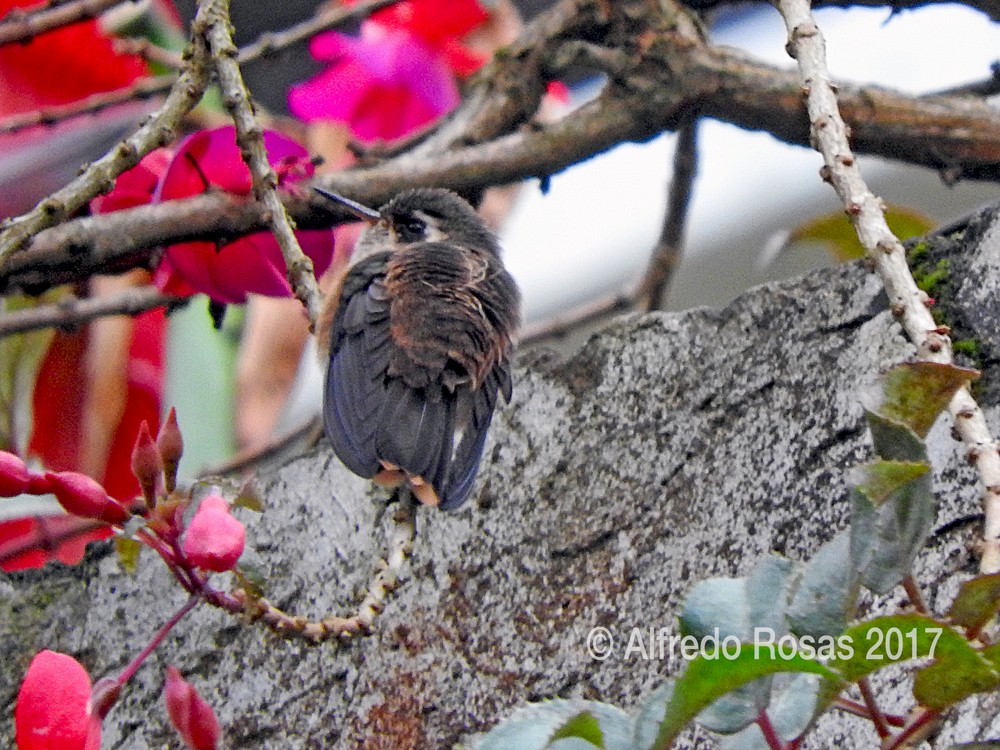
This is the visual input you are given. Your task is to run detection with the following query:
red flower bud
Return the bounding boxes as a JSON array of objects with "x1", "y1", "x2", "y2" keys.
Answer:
[
  {"x1": 0, "y1": 451, "x2": 31, "y2": 496},
  {"x1": 131, "y1": 421, "x2": 162, "y2": 505},
  {"x1": 157, "y1": 408, "x2": 184, "y2": 493},
  {"x1": 16, "y1": 650, "x2": 101, "y2": 750},
  {"x1": 181, "y1": 496, "x2": 245, "y2": 572},
  {"x1": 164, "y1": 666, "x2": 221, "y2": 750},
  {"x1": 46, "y1": 472, "x2": 130, "y2": 525}
]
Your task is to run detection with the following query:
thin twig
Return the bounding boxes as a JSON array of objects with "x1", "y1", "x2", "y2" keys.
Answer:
[
  {"x1": 0, "y1": 2, "x2": 215, "y2": 271},
  {"x1": 777, "y1": 0, "x2": 1000, "y2": 574},
  {"x1": 229, "y1": 489, "x2": 417, "y2": 642},
  {"x1": 519, "y1": 284, "x2": 637, "y2": 347},
  {"x1": 200, "y1": 415, "x2": 321, "y2": 477},
  {"x1": 638, "y1": 119, "x2": 700, "y2": 312},
  {"x1": 113, "y1": 38, "x2": 185, "y2": 70},
  {"x1": 0, "y1": 285, "x2": 187, "y2": 337},
  {"x1": 0, "y1": 75, "x2": 176, "y2": 136},
  {"x1": 203, "y1": 0, "x2": 322, "y2": 326},
  {"x1": 0, "y1": 0, "x2": 126, "y2": 47},
  {"x1": 236, "y1": 0, "x2": 401, "y2": 66}
]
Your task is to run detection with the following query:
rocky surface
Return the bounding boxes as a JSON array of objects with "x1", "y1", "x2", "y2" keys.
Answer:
[{"x1": 3, "y1": 206, "x2": 1000, "y2": 748}]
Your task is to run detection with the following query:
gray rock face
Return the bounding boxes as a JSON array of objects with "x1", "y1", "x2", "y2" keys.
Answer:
[{"x1": 3, "y1": 208, "x2": 999, "y2": 748}]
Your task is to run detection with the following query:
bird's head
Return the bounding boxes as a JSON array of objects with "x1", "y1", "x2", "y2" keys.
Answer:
[{"x1": 314, "y1": 187, "x2": 500, "y2": 255}]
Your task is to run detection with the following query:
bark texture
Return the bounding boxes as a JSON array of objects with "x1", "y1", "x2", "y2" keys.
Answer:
[{"x1": 3, "y1": 205, "x2": 1000, "y2": 748}]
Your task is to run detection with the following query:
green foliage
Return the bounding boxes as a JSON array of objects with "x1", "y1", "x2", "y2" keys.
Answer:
[
  {"x1": 475, "y1": 361, "x2": 1000, "y2": 750},
  {"x1": 0, "y1": 293, "x2": 60, "y2": 453},
  {"x1": 784, "y1": 207, "x2": 934, "y2": 263}
]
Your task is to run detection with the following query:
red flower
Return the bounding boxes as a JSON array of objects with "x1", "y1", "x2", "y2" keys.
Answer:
[
  {"x1": 367, "y1": 0, "x2": 489, "y2": 75},
  {"x1": 164, "y1": 666, "x2": 221, "y2": 750},
  {"x1": 0, "y1": 1, "x2": 148, "y2": 118},
  {"x1": 153, "y1": 126, "x2": 334, "y2": 303},
  {"x1": 15, "y1": 650, "x2": 101, "y2": 750},
  {"x1": 182, "y1": 495, "x2": 245, "y2": 572},
  {"x1": 91, "y1": 148, "x2": 173, "y2": 214},
  {"x1": 289, "y1": 22, "x2": 461, "y2": 143}
]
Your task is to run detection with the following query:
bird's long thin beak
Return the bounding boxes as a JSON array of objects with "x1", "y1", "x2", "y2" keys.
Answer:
[{"x1": 313, "y1": 187, "x2": 381, "y2": 224}]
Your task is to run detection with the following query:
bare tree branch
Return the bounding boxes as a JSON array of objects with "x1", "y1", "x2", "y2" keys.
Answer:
[
  {"x1": 639, "y1": 119, "x2": 700, "y2": 312},
  {"x1": 776, "y1": 0, "x2": 1000, "y2": 574},
  {"x1": 204, "y1": 0, "x2": 322, "y2": 326},
  {"x1": 0, "y1": 285, "x2": 186, "y2": 337},
  {"x1": 683, "y1": 0, "x2": 1000, "y2": 22},
  {"x1": 0, "y1": 0, "x2": 127, "y2": 47},
  {"x1": 4, "y1": 0, "x2": 1000, "y2": 296}
]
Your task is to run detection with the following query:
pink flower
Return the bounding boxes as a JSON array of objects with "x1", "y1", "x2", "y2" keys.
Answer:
[
  {"x1": 15, "y1": 650, "x2": 102, "y2": 750},
  {"x1": 288, "y1": 22, "x2": 461, "y2": 143},
  {"x1": 164, "y1": 666, "x2": 221, "y2": 750},
  {"x1": 153, "y1": 126, "x2": 334, "y2": 303},
  {"x1": 181, "y1": 495, "x2": 245, "y2": 572}
]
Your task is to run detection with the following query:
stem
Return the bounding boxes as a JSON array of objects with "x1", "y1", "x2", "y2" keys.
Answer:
[
  {"x1": 882, "y1": 708, "x2": 941, "y2": 750},
  {"x1": 115, "y1": 594, "x2": 200, "y2": 686},
  {"x1": 757, "y1": 709, "x2": 786, "y2": 750},
  {"x1": 834, "y1": 698, "x2": 906, "y2": 728},
  {"x1": 858, "y1": 677, "x2": 892, "y2": 738},
  {"x1": 902, "y1": 574, "x2": 929, "y2": 614}
]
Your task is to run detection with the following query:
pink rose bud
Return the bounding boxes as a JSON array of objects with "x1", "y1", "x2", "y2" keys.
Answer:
[
  {"x1": 0, "y1": 451, "x2": 31, "y2": 496},
  {"x1": 157, "y1": 408, "x2": 184, "y2": 492},
  {"x1": 131, "y1": 421, "x2": 162, "y2": 505},
  {"x1": 181, "y1": 495, "x2": 245, "y2": 572},
  {"x1": 46, "y1": 471, "x2": 130, "y2": 525},
  {"x1": 164, "y1": 666, "x2": 221, "y2": 750},
  {"x1": 16, "y1": 650, "x2": 100, "y2": 750}
]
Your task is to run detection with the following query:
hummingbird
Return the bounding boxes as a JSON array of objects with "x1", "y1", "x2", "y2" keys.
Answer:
[{"x1": 314, "y1": 187, "x2": 520, "y2": 510}]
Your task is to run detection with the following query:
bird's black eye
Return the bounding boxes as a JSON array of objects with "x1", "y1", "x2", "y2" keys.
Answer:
[{"x1": 393, "y1": 214, "x2": 426, "y2": 243}]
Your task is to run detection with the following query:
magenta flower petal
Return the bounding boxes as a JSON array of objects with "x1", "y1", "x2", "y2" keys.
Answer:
[
  {"x1": 289, "y1": 25, "x2": 459, "y2": 143},
  {"x1": 153, "y1": 126, "x2": 333, "y2": 303}
]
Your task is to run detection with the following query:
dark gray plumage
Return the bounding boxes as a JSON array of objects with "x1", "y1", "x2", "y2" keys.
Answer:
[{"x1": 316, "y1": 188, "x2": 520, "y2": 510}]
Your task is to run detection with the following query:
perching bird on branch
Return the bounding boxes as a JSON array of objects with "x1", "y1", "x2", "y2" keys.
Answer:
[{"x1": 314, "y1": 187, "x2": 520, "y2": 510}]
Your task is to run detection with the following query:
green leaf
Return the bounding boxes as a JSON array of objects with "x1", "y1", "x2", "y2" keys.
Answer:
[
  {"x1": 745, "y1": 556, "x2": 796, "y2": 634},
  {"x1": 863, "y1": 362, "x2": 978, "y2": 440},
  {"x1": 647, "y1": 645, "x2": 840, "y2": 750},
  {"x1": 787, "y1": 532, "x2": 859, "y2": 639},
  {"x1": 913, "y1": 646, "x2": 999, "y2": 709},
  {"x1": 865, "y1": 412, "x2": 928, "y2": 463},
  {"x1": 829, "y1": 614, "x2": 963, "y2": 683},
  {"x1": 948, "y1": 572, "x2": 1000, "y2": 634},
  {"x1": 718, "y1": 674, "x2": 822, "y2": 749},
  {"x1": 784, "y1": 206, "x2": 934, "y2": 263},
  {"x1": 680, "y1": 578, "x2": 749, "y2": 640},
  {"x1": 631, "y1": 681, "x2": 674, "y2": 750},
  {"x1": 547, "y1": 711, "x2": 604, "y2": 748},
  {"x1": 476, "y1": 701, "x2": 632, "y2": 750},
  {"x1": 851, "y1": 461, "x2": 930, "y2": 507},
  {"x1": 114, "y1": 536, "x2": 143, "y2": 573},
  {"x1": 850, "y1": 461, "x2": 935, "y2": 594}
]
